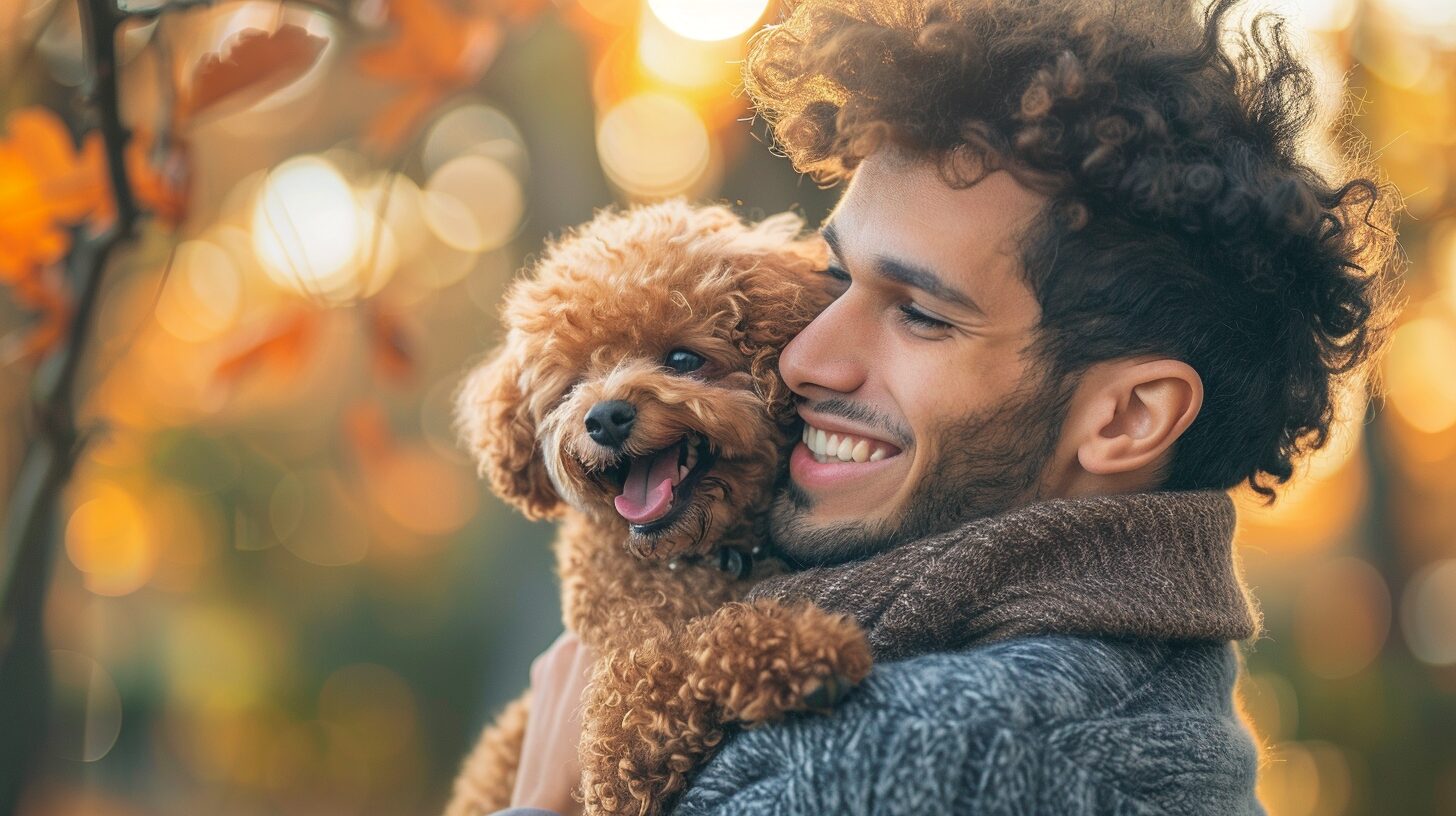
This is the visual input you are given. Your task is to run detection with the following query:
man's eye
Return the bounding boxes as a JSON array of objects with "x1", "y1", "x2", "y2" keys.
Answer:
[
  {"x1": 823, "y1": 264, "x2": 851, "y2": 282},
  {"x1": 664, "y1": 349, "x2": 706, "y2": 373},
  {"x1": 897, "y1": 304, "x2": 953, "y2": 331}
]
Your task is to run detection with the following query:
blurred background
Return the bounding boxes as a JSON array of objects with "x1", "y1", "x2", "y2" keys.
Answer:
[{"x1": 0, "y1": 0, "x2": 1452, "y2": 813}]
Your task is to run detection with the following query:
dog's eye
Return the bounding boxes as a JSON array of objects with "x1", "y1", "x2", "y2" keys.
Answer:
[{"x1": 664, "y1": 349, "x2": 706, "y2": 374}]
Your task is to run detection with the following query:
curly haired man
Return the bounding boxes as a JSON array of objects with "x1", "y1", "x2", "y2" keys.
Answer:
[{"x1": 496, "y1": 0, "x2": 1398, "y2": 813}]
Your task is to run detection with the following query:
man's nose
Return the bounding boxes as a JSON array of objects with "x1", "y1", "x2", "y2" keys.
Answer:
[
  {"x1": 585, "y1": 400, "x2": 636, "y2": 448},
  {"x1": 779, "y1": 296, "x2": 868, "y2": 398}
]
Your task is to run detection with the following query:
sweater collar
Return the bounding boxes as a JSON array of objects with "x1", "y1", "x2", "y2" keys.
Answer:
[{"x1": 744, "y1": 489, "x2": 1262, "y2": 662}]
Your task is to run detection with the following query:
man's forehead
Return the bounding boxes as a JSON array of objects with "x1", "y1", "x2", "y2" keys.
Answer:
[{"x1": 828, "y1": 155, "x2": 1044, "y2": 267}]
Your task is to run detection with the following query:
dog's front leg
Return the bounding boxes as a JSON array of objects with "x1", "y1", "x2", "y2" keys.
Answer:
[
  {"x1": 685, "y1": 598, "x2": 874, "y2": 726},
  {"x1": 577, "y1": 636, "x2": 729, "y2": 816}
]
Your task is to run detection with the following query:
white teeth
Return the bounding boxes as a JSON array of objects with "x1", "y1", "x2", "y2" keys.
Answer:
[
  {"x1": 801, "y1": 422, "x2": 895, "y2": 463},
  {"x1": 679, "y1": 465, "x2": 689, "y2": 481}
]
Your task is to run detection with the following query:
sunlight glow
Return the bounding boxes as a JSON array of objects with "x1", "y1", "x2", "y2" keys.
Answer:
[
  {"x1": 251, "y1": 155, "x2": 395, "y2": 302},
  {"x1": 646, "y1": 0, "x2": 771, "y2": 42}
]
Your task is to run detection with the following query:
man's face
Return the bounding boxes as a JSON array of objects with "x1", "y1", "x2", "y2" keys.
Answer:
[{"x1": 770, "y1": 150, "x2": 1069, "y2": 566}]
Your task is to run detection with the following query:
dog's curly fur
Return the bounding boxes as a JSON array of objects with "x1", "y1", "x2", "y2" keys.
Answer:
[{"x1": 445, "y1": 201, "x2": 874, "y2": 816}]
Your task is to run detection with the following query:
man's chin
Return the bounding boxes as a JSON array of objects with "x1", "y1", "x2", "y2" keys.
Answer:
[{"x1": 767, "y1": 489, "x2": 900, "y2": 568}]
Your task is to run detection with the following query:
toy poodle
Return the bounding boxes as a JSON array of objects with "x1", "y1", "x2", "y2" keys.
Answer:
[{"x1": 444, "y1": 200, "x2": 874, "y2": 816}]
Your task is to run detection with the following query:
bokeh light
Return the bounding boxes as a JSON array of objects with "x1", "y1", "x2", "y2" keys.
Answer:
[
  {"x1": 1400, "y1": 559, "x2": 1456, "y2": 666},
  {"x1": 646, "y1": 0, "x2": 771, "y2": 42},
  {"x1": 269, "y1": 469, "x2": 372, "y2": 566},
  {"x1": 422, "y1": 154, "x2": 524, "y2": 253},
  {"x1": 65, "y1": 481, "x2": 156, "y2": 597},
  {"x1": 638, "y1": 10, "x2": 743, "y2": 89},
  {"x1": 421, "y1": 102, "x2": 528, "y2": 180},
  {"x1": 152, "y1": 239, "x2": 243, "y2": 343},
  {"x1": 596, "y1": 92, "x2": 711, "y2": 198},
  {"x1": 1292, "y1": 557, "x2": 1391, "y2": 679},
  {"x1": 1374, "y1": 0, "x2": 1456, "y2": 38},
  {"x1": 363, "y1": 443, "x2": 480, "y2": 538},
  {"x1": 48, "y1": 650, "x2": 123, "y2": 763},
  {"x1": 252, "y1": 156, "x2": 376, "y2": 301},
  {"x1": 1384, "y1": 315, "x2": 1456, "y2": 434}
]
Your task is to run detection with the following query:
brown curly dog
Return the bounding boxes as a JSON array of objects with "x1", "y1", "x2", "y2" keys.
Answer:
[{"x1": 445, "y1": 201, "x2": 874, "y2": 816}]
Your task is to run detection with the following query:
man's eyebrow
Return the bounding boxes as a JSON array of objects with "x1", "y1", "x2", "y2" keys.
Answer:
[{"x1": 819, "y1": 221, "x2": 985, "y2": 316}]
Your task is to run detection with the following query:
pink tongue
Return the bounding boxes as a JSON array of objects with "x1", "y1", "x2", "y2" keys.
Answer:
[{"x1": 613, "y1": 443, "x2": 681, "y2": 524}]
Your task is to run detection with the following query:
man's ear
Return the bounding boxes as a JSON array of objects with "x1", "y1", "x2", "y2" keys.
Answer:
[
  {"x1": 1065, "y1": 358, "x2": 1203, "y2": 480},
  {"x1": 454, "y1": 343, "x2": 564, "y2": 520}
]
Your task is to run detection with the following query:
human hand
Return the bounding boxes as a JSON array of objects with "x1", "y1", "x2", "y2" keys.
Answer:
[{"x1": 510, "y1": 631, "x2": 595, "y2": 816}]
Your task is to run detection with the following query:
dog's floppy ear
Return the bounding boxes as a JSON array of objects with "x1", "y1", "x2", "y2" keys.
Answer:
[
  {"x1": 455, "y1": 342, "x2": 564, "y2": 520},
  {"x1": 731, "y1": 214, "x2": 835, "y2": 422}
]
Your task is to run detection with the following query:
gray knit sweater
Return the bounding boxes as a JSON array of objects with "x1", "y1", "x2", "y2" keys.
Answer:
[
  {"x1": 670, "y1": 636, "x2": 1262, "y2": 814},
  {"x1": 492, "y1": 490, "x2": 1266, "y2": 815}
]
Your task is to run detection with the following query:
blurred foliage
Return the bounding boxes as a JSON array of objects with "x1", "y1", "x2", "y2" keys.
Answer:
[{"x1": 0, "y1": 0, "x2": 1453, "y2": 814}]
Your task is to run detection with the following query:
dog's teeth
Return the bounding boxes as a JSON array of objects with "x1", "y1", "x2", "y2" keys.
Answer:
[{"x1": 678, "y1": 465, "x2": 689, "y2": 481}]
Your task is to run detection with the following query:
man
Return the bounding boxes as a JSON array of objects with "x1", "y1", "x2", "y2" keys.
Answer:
[{"x1": 495, "y1": 0, "x2": 1397, "y2": 812}]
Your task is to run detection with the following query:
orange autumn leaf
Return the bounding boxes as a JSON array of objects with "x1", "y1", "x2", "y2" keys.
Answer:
[
  {"x1": 128, "y1": 133, "x2": 190, "y2": 226},
  {"x1": 0, "y1": 266, "x2": 71, "y2": 365},
  {"x1": 214, "y1": 310, "x2": 319, "y2": 384},
  {"x1": 360, "y1": 86, "x2": 451, "y2": 160},
  {"x1": 355, "y1": 0, "x2": 504, "y2": 153},
  {"x1": 179, "y1": 25, "x2": 328, "y2": 121},
  {"x1": 0, "y1": 107, "x2": 109, "y2": 284}
]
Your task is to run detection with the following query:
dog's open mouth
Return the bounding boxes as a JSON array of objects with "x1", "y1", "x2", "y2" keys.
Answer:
[{"x1": 606, "y1": 433, "x2": 716, "y2": 533}]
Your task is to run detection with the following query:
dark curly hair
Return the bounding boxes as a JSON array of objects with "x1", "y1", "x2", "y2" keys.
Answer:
[{"x1": 744, "y1": 0, "x2": 1400, "y2": 497}]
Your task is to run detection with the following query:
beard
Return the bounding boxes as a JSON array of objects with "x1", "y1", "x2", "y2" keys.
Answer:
[{"x1": 768, "y1": 368, "x2": 1076, "y2": 568}]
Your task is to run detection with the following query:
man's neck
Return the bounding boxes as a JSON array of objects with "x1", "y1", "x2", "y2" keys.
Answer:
[{"x1": 749, "y1": 490, "x2": 1261, "y2": 661}]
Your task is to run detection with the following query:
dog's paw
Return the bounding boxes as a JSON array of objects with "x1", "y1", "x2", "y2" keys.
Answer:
[{"x1": 686, "y1": 598, "x2": 873, "y2": 725}]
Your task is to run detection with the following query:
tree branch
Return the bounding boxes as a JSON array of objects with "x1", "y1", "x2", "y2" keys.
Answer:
[
  {"x1": 120, "y1": 0, "x2": 355, "y2": 26},
  {"x1": 0, "y1": 1, "x2": 141, "y2": 812}
]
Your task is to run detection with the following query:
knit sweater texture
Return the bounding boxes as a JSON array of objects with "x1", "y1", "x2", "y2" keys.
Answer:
[{"x1": 493, "y1": 490, "x2": 1267, "y2": 816}]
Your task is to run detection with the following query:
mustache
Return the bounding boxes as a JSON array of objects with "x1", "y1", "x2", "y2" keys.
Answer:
[{"x1": 797, "y1": 397, "x2": 913, "y2": 449}]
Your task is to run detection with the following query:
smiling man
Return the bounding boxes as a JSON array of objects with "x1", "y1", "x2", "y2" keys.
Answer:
[
  {"x1": 493, "y1": 0, "x2": 1398, "y2": 813},
  {"x1": 776, "y1": 159, "x2": 1082, "y2": 566}
]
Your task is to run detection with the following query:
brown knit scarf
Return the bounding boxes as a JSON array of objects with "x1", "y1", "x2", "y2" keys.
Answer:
[{"x1": 744, "y1": 489, "x2": 1262, "y2": 662}]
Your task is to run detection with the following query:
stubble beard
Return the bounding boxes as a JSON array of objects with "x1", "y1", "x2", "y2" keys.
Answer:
[{"x1": 767, "y1": 371, "x2": 1075, "y2": 568}]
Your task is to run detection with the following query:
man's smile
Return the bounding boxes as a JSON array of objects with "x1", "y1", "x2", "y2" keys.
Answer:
[
  {"x1": 789, "y1": 410, "x2": 906, "y2": 493},
  {"x1": 800, "y1": 420, "x2": 899, "y2": 463}
]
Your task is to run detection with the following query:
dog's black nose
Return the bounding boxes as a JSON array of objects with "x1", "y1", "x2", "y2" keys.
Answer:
[{"x1": 585, "y1": 400, "x2": 636, "y2": 448}]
